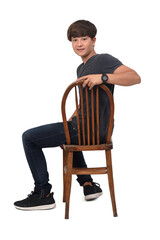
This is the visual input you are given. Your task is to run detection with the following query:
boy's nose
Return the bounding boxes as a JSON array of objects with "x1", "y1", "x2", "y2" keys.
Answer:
[{"x1": 77, "y1": 40, "x2": 83, "y2": 46}]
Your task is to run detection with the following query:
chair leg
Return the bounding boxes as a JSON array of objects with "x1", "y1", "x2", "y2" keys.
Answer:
[
  {"x1": 63, "y1": 150, "x2": 68, "y2": 202},
  {"x1": 65, "y1": 151, "x2": 73, "y2": 219},
  {"x1": 105, "y1": 150, "x2": 118, "y2": 217}
]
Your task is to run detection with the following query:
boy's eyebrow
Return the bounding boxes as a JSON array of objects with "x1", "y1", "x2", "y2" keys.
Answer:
[{"x1": 72, "y1": 36, "x2": 88, "y2": 39}]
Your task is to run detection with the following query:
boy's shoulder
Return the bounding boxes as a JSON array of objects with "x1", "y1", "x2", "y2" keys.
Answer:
[{"x1": 97, "y1": 53, "x2": 118, "y2": 61}]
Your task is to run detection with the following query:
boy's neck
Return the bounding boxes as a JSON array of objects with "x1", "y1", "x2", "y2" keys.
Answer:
[{"x1": 81, "y1": 50, "x2": 97, "y2": 64}]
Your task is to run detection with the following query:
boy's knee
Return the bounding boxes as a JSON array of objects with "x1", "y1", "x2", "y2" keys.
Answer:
[{"x1": 22, "y1": 129, "x2": 32, "y2": 143}]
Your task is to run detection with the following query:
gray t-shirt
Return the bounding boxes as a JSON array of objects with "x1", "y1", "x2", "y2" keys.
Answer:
[{"x1": 71, "y1": 53, "x2": 122, "y2": 144}]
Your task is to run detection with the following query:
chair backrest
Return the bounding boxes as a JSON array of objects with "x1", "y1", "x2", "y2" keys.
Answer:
[{"x1": 61, "y1": 80, "x2": 114, "y2": 146}]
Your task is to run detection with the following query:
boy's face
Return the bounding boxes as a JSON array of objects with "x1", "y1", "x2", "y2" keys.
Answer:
[{"x1": 71, "y1": 36, "x2": 96, "y2": 58}]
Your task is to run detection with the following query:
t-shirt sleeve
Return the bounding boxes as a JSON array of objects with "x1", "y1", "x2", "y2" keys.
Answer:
[{"x1": 100, "y1": 54, "x2": 123, "y2": 73}]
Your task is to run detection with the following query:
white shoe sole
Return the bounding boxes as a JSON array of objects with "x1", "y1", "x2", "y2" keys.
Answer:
[
  {"x1": 85, "y1": 192, "x2": 103, "y2": 201},
  {"x1": 14, "y1": 203, "x2": 56, "y2": 211}
]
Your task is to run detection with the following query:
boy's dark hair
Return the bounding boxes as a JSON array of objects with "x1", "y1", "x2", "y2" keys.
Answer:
[{"x1": 67, "y1": 20, "x2": 97, "y2": 41}]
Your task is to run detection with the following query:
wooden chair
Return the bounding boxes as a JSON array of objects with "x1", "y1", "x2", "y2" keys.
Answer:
[{"x1": 61, "y1": 80, "x2": 117, "y2": 219}]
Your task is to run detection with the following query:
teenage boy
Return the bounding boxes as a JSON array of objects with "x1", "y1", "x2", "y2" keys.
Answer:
[{"x1": 14, "y1": 20, "x2": 141, "y2": 211}]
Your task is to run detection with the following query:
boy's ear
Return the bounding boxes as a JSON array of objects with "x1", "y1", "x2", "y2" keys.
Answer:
[{"x1": 92, "y1": 37, "x2": 96, "y2": 47}]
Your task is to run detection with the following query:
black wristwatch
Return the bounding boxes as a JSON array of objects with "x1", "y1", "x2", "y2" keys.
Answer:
[{"x1": 101, "y1": 74, "x2": 109, "y2": 84}]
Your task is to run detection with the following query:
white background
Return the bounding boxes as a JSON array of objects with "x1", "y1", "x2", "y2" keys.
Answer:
[{"x1": 0, "y1": 0, "x2": 160, "y2": 239}]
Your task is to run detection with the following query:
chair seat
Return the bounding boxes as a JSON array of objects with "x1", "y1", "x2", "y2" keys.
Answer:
[{"x1": 62, "y1": 142, "x2": 113, "y2": 152}]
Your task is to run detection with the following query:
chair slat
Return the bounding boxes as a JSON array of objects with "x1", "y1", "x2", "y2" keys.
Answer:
[
  {"x1": 85, "y1": 87, "x2": 90, "y2": 145},
  {"x1": 96, "y1": 87, "x2": 100, "y2": 144},
  {"x1": 91, "y1": 89, "x2": 95, "y2": 145},
  {"x1": 80, "y1": 86, "x2": 86, "y2": 145},
  {"x1": 75, "y1": 86, "x2": 81, "y2": 145}
]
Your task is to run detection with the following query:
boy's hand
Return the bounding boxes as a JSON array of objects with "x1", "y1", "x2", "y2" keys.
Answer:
[{"x1": 77, "y1": 74, "x2": 103, "y2": 90}]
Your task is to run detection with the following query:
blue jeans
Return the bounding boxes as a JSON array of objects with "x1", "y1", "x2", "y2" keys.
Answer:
[{"x1": 22, "y1": 121, "x2": 93, "y2": 192}]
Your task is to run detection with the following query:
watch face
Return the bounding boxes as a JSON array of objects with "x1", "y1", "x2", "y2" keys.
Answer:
[{"x1": 103, "y1": 75, "x2": 108, "y2": 81}]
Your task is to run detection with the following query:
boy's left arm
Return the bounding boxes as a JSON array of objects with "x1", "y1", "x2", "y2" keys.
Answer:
[{"x1": 77, "y1": 65, "x2": 141, "y2": 90}]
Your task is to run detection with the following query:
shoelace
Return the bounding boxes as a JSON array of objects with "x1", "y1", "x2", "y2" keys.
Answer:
[
  {"x1": 92, "y1": 182, "x2": 100, "y2": 187},
  {"x1": 27, "y1": 191, "x2": 36, "y2": 198},
  {"x1": 27, "y1": 189, "x2": 48, "y2": 199},
  {"x1": 27, "y1": 190, "x2": 46, "y2": 199}
]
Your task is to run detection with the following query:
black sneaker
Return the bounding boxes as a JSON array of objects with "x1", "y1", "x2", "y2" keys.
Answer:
[
  {"x1": 83, "y1": 182, "x2": 103, "y2": 201},
  {"x1": 14, "y1": 189, "x2": 56, "y2": 210}
]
